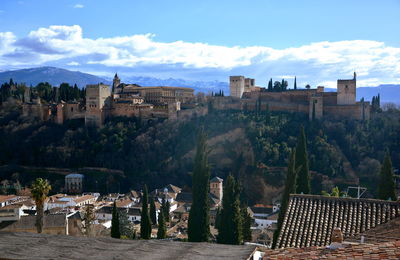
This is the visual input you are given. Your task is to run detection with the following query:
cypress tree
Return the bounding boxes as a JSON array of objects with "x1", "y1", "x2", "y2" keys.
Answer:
[
  {"x1": 268, "y1": 79, "x2": 273, "y2": 91},
  {"x1": 272, "y1": 149, "x2": 297, "y2": 248},
  {"x1": 312, "y1": 101, "x2": 316, "y2": 121},
  {"x1": 295, "y1": 126, "x2": 311, "y2": 194},
  {"x1": 111, "y1": 201, "x2": 121, "y2": 238},
  {"x1": 165, "y1": 200, "x2": 171, "y2": 222},
  {"x1": 140, "y1": 185, "x2": 152, "y2": 239},
  {"x1": 378, "y1": 151, "x2": 397, "y2": 201},
  {"x1": 217, "y1": 175, "x2": 243, "y2": 245},
  {"x1": 150, "y1": 197, "x2": 157, "y2": 225},
  {"x1": 241, "y1": 207, "x2": 252, "y2": 242},
  {"x1": 265, "y1": 104, "x2": 271, "y2": 124},
  {"x1": 157, "y1": 210, "x2": 167, "y2": 239},
  {"x1": 294, "y1": 76, "x2": 297, "y2": 90},
  {"x1": 188, "y1": 128, "x2": 211, "y2": 242},
  {"x1": 215, "y1": 207, "x2": 221, "y2": 229}
]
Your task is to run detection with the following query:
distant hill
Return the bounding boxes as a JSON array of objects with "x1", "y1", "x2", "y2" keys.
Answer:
[
  {"x1": 357, "y1": 85, "x2": 400, "y2": 104},
  {"x1": 123, "y1": 75, "x2": 229, "y2": 94},
  {"x1": 0, "y1": 67, "x2": 110, "y2": 87}
]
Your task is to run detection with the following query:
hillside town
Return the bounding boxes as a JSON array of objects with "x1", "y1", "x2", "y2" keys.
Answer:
[{"x1": 0, "y1": 174, "x2": 279, "y2": 244}]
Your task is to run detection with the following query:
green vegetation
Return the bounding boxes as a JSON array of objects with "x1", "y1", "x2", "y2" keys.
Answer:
[
  {"x1": 0, "y1": 80, "x2": 85, "y2": 104},
  {"x1": 111, "y1": 201, "x2": 120, "y2": 239},
  {"x1": 217, "y1": 175, "x2": 242, "y2": 245},
  {"x1": 157, "y1": 210, "x2": 167, "y2": 239},
  {"x1": 273, "y1": 149, "x2": 297, "y2": 248},
  {"x1": 150, "y1": 197, "x2": 157, "y2": 225},
  {"x1": 31, "y1": 178, "x2": 51, "y2": 233},
  {"x1": 295, "y1": 126, "x2": 310, "y2": 194},
  {"x1": 378, "y1": 151, "x2": 397, "y2": 201},
  {"x1": 140, "y1": 185, "x2": 152, "y2": 239},
  {"x1": 0, "y1": 103, "x2": 399, "y2": 199},
  {"x1": 188, "y1": 128, "x2": 210, "y2": 242},
  {"x1": 241, "y1": 207, "x2": 252, "y2": 242}
]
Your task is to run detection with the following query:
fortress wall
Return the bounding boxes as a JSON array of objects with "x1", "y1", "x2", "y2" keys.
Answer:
[
  {"x1": 245, "y1": 90, "x2": 317, "y2": 104},
  {"x1": 322, "y1": 92, "x2": 338, "y2": 105},
  {"x1": 324, "y1": 103, "x2": 370, "y2": 120}
]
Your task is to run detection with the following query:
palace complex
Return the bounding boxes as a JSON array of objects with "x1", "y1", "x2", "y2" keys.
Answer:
[
  {"x1": 227, "y1": 72, "x2": 370, "y2": 120},
  {"x1": 22, "y1": 74, "x2": 195, "y2": 126},
  {"x1": 21, "y1": 72, "x2": 371, "y2": 125}
]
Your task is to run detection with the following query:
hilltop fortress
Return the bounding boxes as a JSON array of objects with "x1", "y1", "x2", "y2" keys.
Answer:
[
  {"x1": 22, "y1": 74, "x2": 196, "y2": 126},
  {"x1": 20, "y1": 72, "x2": 370, "y2": 125},
  {"x1": 225, "y1": 73, "x2": 370, "y2": 120}
]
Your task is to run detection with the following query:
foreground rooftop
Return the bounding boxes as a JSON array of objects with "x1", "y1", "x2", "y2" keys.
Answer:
[{"x1": 0, "y1": 232, "x2": 257, "y2": 260}]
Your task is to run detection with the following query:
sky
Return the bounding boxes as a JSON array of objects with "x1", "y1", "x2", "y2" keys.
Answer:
[{"x1": 0, "y1": 0, "x2": 399, "y2": 87}]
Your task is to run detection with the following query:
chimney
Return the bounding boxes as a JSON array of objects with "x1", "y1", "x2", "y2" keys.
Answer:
[{"x1": 328, "y1": 227, "x2": 346, "y2": 249}]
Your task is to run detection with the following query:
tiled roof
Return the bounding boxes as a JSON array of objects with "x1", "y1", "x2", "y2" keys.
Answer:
[
  {"x1": 0, "y1": 195, "x2": 17, "y2": 203},
  {"x1": 1, "y1": 214, "x2": 67, "y2": 230},
  {"x1": 346, "y1": 217, "x2": 400, "y2": 244},
  {"x1": 262, "y1": 240, "x2": 400, "y2": 259},
  {"x1": 210, "y1": 177, "x2": 223, "y2": 183},
  {"x1": 276, "y1": 194, "x2": 400, "y2": 248},
  {"x1": 73, "y1": 195, "x2": 95, "y2": 204},
  {"x1": 164, "y1": 184, "x2": 182, "y2": 194}
]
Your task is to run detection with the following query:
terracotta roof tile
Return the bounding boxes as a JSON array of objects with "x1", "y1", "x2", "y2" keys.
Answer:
[{"x1": 276, "y1": 194, "x2": 400, "y2": 248}]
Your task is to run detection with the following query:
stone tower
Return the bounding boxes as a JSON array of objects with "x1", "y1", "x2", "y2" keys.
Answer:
[
  {"x1": 230, "y1": 76, "x2": 245, "y2": 98},
  {"x1": 85, "y1": 84, "x2": 110, "y2": 126},
  {"x1": 337, "y1": 72, "x2": 356, "y2": 105},
  {"x1": 210, "y1": 177, "x2": 223, "y2": 200},
  {"x1": 112, "y1": 73, "x2": 121, "y2": 89}
]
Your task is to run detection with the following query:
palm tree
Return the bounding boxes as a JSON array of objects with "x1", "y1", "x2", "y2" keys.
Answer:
[{"x1": 31, "y1": 178, "x2": 51, "y2": 233}]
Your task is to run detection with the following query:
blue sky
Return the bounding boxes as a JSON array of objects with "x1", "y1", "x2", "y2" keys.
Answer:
[{"x1": 0, "y1": 0, "x2": 399, "y2": 87}]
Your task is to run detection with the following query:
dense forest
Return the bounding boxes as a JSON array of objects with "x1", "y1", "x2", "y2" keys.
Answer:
[{"x1": 0, "y1": 100, "x2": 399, "y2": 204}]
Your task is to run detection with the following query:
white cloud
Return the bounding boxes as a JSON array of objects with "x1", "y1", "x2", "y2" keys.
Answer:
[
  {"x1": 67, "y1": 61, "x2": 80, "y2": 66},
  {"x1": 0, "y1": 25, "x2": 399, "y2": 87},
  {"x1": 73, "y1": 4, "x2": 84, "y2": 8}
]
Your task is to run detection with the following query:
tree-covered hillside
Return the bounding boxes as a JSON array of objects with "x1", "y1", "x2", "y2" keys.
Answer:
[{"x1": 0, "y1": 104, "x2": 399, "y2": 204}]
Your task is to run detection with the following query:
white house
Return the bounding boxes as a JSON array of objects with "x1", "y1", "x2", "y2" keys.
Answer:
[
  {"x1": 46, "y1": 194, "x2": 98, "y2": 210},
  {"x1": 95, "y1": 206, "x2": 141, "y2": 223}
]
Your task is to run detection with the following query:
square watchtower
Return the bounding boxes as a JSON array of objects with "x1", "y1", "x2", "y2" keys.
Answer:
[{"x1": 337, "y1": 72, "x2": 356, "y2": 105}]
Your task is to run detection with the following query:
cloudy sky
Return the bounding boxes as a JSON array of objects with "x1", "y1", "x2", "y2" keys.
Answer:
[{"x1": 0, "y1": 0, "x2": 399, "y2": 88}]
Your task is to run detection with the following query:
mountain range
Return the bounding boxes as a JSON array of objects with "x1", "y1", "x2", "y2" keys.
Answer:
[{"x1": 0, "y1": 67, "x2": 398, "y2": 104}]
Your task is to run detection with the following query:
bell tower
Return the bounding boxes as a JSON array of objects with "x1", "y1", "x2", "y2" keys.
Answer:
[{"x1": 112, "y1": 73, "x2": 120, "y2": 90}]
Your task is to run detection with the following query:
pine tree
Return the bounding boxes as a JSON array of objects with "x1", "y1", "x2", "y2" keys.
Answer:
[
  {"x1": 294, "y1": 76, "x2": 297, "y2": 90},
  {"x1": 295, "y1": 126, "x2": 311, "y2": 194},
  {"x1": 272, "y1": 149, "x2": 297, "y2": 248},
  {"x1": 241, "y1": 207, "x2": 252, "y2": 242},
  {"x1": 140, "y1": 185, "x2": 152, "y2": 239},
  {"x1": 119, "y1": 208, "x2": 134, "y2": 238},
  {"x1": 378, "y1": 151, "x2": 397, "y2": 201},
  {"x1": 150, "y1": 197, "x2": 157, "y2": 225},
  {"x1": 157, "y1": 210, "x2": 167, "y2": 239},
  {"x1": 217, "y1": 175, "x2": 243, "y2": 245},
  {"x1": 111, "y1": 201, "x2": 121, "y2": 238},
  {"x1": 188, "y1": 128, "x2": 211, "y2": 242}
]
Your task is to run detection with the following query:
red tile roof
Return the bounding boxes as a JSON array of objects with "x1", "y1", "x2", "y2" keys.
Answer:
[
  {"x1": 262, "y1": 240, "x2": 400, "y2": 259},
  {"x1": 276, "y1": 194, "x2": 400, "y2": 248}
]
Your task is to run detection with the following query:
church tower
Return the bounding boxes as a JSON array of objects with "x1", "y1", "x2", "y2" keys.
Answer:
[
  {"x1": 112, "y1": 73, "x2": 120, "y2": 91},
  {"x1": 210, "y1": 177, "x2": 223, "y2": 200}
]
